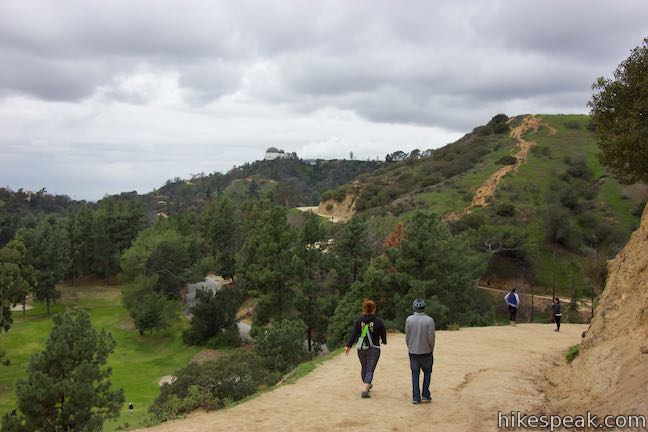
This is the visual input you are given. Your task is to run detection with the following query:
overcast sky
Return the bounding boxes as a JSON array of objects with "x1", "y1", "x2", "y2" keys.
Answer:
[{"x1": 1, "y1": 0, "x2": 647, "y2": 200}]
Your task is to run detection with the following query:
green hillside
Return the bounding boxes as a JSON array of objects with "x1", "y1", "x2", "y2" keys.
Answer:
[
  {"x1": 147, "y1": 159, "x2": 384, "y2": 215},
  {"x1": 323, "y1": 114, "x2": 647, "y2": 297}
]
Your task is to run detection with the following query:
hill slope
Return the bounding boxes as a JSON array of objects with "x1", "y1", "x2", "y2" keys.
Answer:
[
  {"x1": 322, "y1": 114, "x2": 647, "y2": 298},
  {"x1": 137, "y1": 325, "x2": 585, "y2": 432}
]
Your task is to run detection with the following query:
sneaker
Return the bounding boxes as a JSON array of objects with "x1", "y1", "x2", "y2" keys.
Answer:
[
  {"x1": 412, "y1": 400, "x2": 420, "y2": 405},
  {"x1": 422, "y1": 396, "x2": 432, "y2": 403},
  {"x1": 361, "y1": 391, "x2": 370, "y2": 399}
]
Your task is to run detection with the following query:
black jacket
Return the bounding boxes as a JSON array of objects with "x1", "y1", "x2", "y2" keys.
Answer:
[{"x1": 346, "y1": 314, "x2": 387, "y2": 349}]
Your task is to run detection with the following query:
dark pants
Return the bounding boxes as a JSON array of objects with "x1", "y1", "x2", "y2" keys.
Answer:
[
  {"x1": 508, "y1": 305, "x2": 517, "y2": 322},
  {"x1": 409, "y1": 353, "x2": 433, "y2": 401},
  {"x1": 357, "y1": 347, "x2": 381, "y2": 384},
  {"x1": 555, "y1": 315, "x2": 561, "y2": 331}
]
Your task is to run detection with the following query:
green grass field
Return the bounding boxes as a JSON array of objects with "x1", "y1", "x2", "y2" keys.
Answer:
[{"x1": 0, "y1": 279, "x2": 201, "y2": 431}]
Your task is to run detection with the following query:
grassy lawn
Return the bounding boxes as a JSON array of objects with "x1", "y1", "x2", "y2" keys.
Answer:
[{"x1": 0, "y1": 279, "x2": 201, "y2": 431}]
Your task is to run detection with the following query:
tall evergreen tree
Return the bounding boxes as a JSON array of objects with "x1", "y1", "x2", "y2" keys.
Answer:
[
  {"x1": 294, "y1": 212, "x2": 325, "y2": 351},
  {"x1": 239, "y1": 205, "x2": 295, "y2": 324},
  {"x1": 202, "y1": 198, "x2": 238, "y2": 280},
  {"x1": 17, "y1": 217, "x2": 69, "y2": 314},
  {"x1": 1, "y1": 311, "x2": 124, "y2": 432},
  {"x1": 334, "y1": 215, "x2": 371, "y2": 291},
  {"x1": 0, "y1": 240, "x2": 32, "y2": 334}
]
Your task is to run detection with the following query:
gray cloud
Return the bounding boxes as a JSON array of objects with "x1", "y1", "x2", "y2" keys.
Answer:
[{"x1": 0, "y1": 0, "x2": 647, "y2": 199}]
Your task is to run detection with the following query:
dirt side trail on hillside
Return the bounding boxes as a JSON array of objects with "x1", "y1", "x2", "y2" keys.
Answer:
[
  {"x1": 138, "y1": 324, "x2": 585, "y2": 432},
  {"x1": 446, "y1": 116, "x2": 556, "y2": 221}
]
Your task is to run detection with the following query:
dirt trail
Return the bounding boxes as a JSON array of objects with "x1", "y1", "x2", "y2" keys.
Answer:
[
  {"x1": 137, "y1": 324, "x2": 585, "y2": 432},
  {"x1": 446, "y1": 116, "x2": 555, "y2": 221}
]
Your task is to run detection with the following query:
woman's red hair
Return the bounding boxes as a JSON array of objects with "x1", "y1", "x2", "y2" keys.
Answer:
[{"x1": 362, "y1": 299, "x2": 377, "y2": 315}]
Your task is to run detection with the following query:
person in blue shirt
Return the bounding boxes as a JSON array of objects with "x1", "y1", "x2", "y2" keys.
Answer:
[{"x1": 504, "y1": 288, "x2": 520, "y2": 325}]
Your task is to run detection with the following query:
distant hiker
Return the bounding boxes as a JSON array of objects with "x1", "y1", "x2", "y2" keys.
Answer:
[
  {"x1": 553, "y1": 298, "x2": 562, "y2": 332},
  {"x1": 128, "y1": 402, "x2": 134, "y2": 415},
  {"x1": 405, "y1": 299, "x2": 435, "y2": 405},
  {"x1": 345, "y1": 299, "x2": 387, "y2": 399},
  {"x1": 504, "y1": 288, "x2": 520, "y2": 325}
]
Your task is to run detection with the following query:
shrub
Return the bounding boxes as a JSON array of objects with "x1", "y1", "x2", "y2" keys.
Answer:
[
  {"x1": 566, "y1": 344, "x2": 580, "y2": 364},
  {"x1": 497, "y1": 155, "x2": 517, "y2": 165},
  {"x1": 564, "y1": 121, "x2": 581, "y2": 130},
  {"x1": 494, "y1": 203, "x2": 515, "y2": 217},
  {"x1": 254, "y1": 319, "x2": 308, "y2": 373},
  {"x1": 151, "y1": 351, "x2": 279, "y2": 420}
]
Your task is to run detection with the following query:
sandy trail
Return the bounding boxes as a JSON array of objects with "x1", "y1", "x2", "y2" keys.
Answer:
[
  {"x1": 446, "y1": 116, "x2": 555, "y2": 221},
  {"x1": 138, "y1": 324, "x2": 585, "y2": 432}
]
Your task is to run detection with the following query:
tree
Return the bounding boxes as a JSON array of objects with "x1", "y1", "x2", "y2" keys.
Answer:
[
  {"x1": 239, "y1": 205, "x2": 295, "y2": 324},
  {"x1": 17, "y1": 217, "x2": 69, "y2": 314},
  {"x1": 145, "y1": 239, "x2": 191, "y2": 298},
  {"x1": 334, "y1": 215, "x2": 371, "y2": 291},
  {"x1": 202, "y1": 198, "x2": 238, "y2": 279},
  {"x1": 388, "y1": 211, "x2": 485, "y2": 324},
  {"x1": 1, "y1": 311, "x2": 124, "y2": 432},
  {"x1": 294, "y1": 212, "x2": 326, "y2": 351},
  {"x1": 122, "y1": 276, "x2": 178, "y2": 335},
  {"x1": 182, "y1": 287, "x2": 242, "y2": 346},
  {"x1": 589, "y1": 37, "x2": 648, "y2": 184},
  {"x1": 0, "y1": 241, "x2": 32, "y2": 342}
]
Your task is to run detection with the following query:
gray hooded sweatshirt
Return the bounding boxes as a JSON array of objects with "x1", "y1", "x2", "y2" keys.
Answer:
[{"x1": 405, "y1": 312, "x2": 435, "y2": 355}]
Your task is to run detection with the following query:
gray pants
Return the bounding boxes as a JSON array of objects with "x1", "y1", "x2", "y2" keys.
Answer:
[{"x1": 357, "y1": 347, "x2": 381, "y2": 384}]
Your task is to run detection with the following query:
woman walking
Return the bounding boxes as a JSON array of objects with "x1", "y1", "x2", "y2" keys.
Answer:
[
  {"x1": 553, "y1": 297, "x2": 562, "y2": 332},
  {"x1": 345, "y1": 299, "x2": 387, "y2": 399}
]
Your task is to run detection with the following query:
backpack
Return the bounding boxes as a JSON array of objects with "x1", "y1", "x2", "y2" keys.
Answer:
[{"x1": 355, "y1": 320, "x2": 376, "y2": 350}]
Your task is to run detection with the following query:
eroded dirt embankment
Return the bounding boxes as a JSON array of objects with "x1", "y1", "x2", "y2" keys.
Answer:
[{"x1": 547, "y1": 203, "x2": 648, "y2": 418}]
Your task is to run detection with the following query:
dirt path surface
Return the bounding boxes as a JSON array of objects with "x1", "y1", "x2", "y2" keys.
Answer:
[
  {"x1": 447, "y1": 116, "x2": 555, "y2": 221},
  {"x1": 137, "y1": 324, "x2": 585, "y2": 432}
]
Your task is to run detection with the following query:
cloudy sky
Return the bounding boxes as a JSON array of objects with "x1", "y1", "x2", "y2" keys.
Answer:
[{"x1": 1, "y1": 0, "x2": 647, "y2": 200}]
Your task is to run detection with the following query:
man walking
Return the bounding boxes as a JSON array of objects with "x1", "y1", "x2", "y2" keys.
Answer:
[
  {"x1": 504, "y1": 288, "x2": 520, "y2": 325},
  {"x1": 405, "y1": 299, "x2": 435, "y2": 405}
]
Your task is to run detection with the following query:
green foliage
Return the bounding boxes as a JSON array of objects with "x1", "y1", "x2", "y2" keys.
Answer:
[
  {"x1": 497, "y1": 155, "x2": 517, "y2": 165},
  {"x1": 120, "y1": 224, "x2": 193, "y2": 299},
  {"x1": 0, "y1": 240, "x2": 33, "y2": 335},
  {"x1": 151, "y1": 351, "x2": 279, "y2": 421},
  {"x1": 1, "y1": 311, "x2": 124, "y2": 432},
  {"x1": 566, "y1": 344, "x2": 580, "y2": 364},
  {"x1": 200, "y1": 197, "x2": 239, "y2": 279},
  {"x1": 254, "y1": 319, "x2": 308, "y2": 373},
  {"x1": 239, "y1": 205, "x2": 295, "y2": 324},
  {"x1": 122, "y1": 276, "x2": 178, "y2": 336},
  {"x1": 589, "y1": 37, "x2": 648, "y2": 184},
  {"x1": 16, "y1": 216, "x2": 69, "y2": 314},
  {"x1": 334, "y1": 216, "x2": 371, "y2": 291},
  {"x1": 182, "y1": 287, "x2": 242, "y2": 347}
]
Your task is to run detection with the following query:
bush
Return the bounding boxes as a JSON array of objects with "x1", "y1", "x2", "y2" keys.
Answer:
[
  {"x1": 494, "y1": 203, "x2": 515, "y2": 217},
  {"x1": 564, "y1": 121, "x2": 581, "y2": 130},
  {"x1": 497, "y1": 155, "x2": 517, "y2": 165},
  {"x1": 254, "y1": 319, "x2": 308, "y2": 373},
  {"x1": 566, "y1": 344, "x2": 580, "y2": 364},
  {"x1": 151, "y1": 351, "x2": 279, "y2": 420}
]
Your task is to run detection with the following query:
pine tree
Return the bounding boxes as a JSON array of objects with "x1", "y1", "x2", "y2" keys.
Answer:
[
  {"x1": 202, "y1": 198, "x2": 239, "y2": 280},
  {"x1": 1, "y1": 311, "x2": 124, "y2": 431},
  {"x1": 294, "y1": 212, "x2": 325, "y2": 350},
  {"x1": 17, "y1": 217, "x2": 69, "y2": 314},
  {"x1": 239, "y1": 205, "x2": 295, "y2": 324},
  {"x1": 334, "y1": 215, "x2": 371, "y2": 291},
  {"x1": 0, "y1": 240, "x2": 31, "y2": 335}
]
